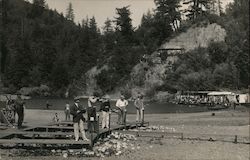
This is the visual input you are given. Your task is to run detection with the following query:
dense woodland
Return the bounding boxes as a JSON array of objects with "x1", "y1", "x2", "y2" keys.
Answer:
[{"x1": 0, "y1": 0, "x2": 249, "y2": 97}]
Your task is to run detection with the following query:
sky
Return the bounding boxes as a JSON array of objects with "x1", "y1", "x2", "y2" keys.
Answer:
[
  {"x1": 45, "y1": 0, "x2": 155, "y2": 28},
  {"x1": 29, "y1": 0, "x2": 234, "y2": 28}
]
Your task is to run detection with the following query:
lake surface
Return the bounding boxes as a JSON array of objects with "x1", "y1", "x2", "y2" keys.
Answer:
[{"x1": 25, "y1": 98, "x2": 209, "y2": 114}]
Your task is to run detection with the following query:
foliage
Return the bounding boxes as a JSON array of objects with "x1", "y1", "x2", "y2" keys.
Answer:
[
  {"x1": 0, "y1": 0, "x2": 248, "y2": 97},
  {"x1": 183, "y1": 0, "x2": 216, "y2": 20},
  {"x1": 155, "y1": 0, "x2": 249, "y2": 92}
]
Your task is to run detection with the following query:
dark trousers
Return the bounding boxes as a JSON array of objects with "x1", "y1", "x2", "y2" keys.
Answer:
[
  {"x1": 17, "y1": 111, "x2": 24, "y2": 128},
  {"x1": 87, "y1": 121, "x2": 98, "y2": 133}
]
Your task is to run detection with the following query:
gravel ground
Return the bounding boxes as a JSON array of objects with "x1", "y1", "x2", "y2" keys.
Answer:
[{"x1": 0, "y1": 107, "x2": 249, "y2": 160}]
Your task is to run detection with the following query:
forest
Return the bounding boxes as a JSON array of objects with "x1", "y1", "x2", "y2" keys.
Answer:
[{"x1": 0, "y1": 0, "x2": 249, "y2": 97}]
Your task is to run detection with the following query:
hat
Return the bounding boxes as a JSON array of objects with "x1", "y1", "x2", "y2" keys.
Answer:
[
  {"x1": 74, "y1": 97, "x2": 80, "y2": 102},
  {"x1": 103, "y1": 95, "x2": 110, "y2": 99},
  {"x1": 120, "y1": 95, "x2": 125, "y2": 99},
  {"x1": 139, "y1": 94, "x2": 143, "y2": 98},
  {"x1": 93, "y1": 92, "x2": 99, "y2": 97}
]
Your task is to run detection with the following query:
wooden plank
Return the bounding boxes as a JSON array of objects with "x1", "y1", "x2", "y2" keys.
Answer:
[
  {"x1": 25, "y1": 125, "x2": 75, "y2": 130},
  {"x1": 115, "y1": 130, "x2": 182, "y2": 137},
  {"x1": 0, "y1": 131, "x2": 75, "y2": 136},
  {"x1": 0, "y1": 139, "x2": 90, "y2": 145}
]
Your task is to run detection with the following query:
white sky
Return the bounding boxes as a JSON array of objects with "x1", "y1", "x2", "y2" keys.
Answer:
[
  {"x1": 45, "y1": 0, "x2": 155, "y2": 28},
  {"x1": 28, "y1": 0, "x2": 234, "y2": 28}
]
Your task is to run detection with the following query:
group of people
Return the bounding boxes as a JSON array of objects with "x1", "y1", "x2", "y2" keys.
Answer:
[
  {"x1": 176, "y1": 95, "x2": 233, "y2": 106},
  {"x1": 3, "y1": 92, "x2": 145, "y2": 142},
  {"x1": 66, "y1": 93, "x2": 145, "y2": 141}
]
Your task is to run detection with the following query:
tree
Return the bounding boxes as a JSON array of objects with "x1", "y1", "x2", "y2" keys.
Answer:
[
  {"x1": 102, "y1": 18, "x2": 115, "y2": 52},
  {"x1": 103, "y1": 18, "x2": 113, "y2": 34},
  {"x1": 114, "y1": 6, "x2": 134, "y2": 43},
  {"x1": 89, "y1": 16, "x2": 99, "y2": 37},
  {"x1": 208, "y1": 41, "x2": 228, "y2": 65},
  {"x1": 51, "y1": 58, "x2": 69, "y2": 90},
  {"x1": 33, "y1": 0, "x2": 46, "y2": 7},
  {"x1": 224, "y1": 0, "x2": 249, "y2": 88},
  {"x1": 0, "y1": 0, "x2": 9, "y2": 74},
  {"x1": 154, "y1": 0, "x2": 181, "y2": 31},
  {"x1": 136, "y1": 11, "x2": 159, "y2": 53},
  {"x1": 65, "y1": 2, "x2": 74, "y2": 21},
  {"x1": 30, "y1": 0, "x2": 46, "y2": 17},
  {"x1": 183, "y1": 0, "x2": 215, "y2": 20},
  {"x1": 153, "y1": 0, "x2": 178, "y2": 43}
]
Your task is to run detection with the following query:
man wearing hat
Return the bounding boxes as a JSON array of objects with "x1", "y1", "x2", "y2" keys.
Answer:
[
  {"x1": 100, "y1": 95, "x2": 111, "y2": 129},
  {"x1": 14, "y1": 92, "x2": 25, "y2": 129},
  {"x1": 87, "y1": 92, "x2": 100, "y2": 133},
  {"x1": 134, "y1": 94, "x2": 145, "y2": 123},
  {"x1": 70, "y1": 97, "x2": 89, "y2": 141},
  {"x1": 115, "y1": 95, "x2": 128, "y2": 125}
]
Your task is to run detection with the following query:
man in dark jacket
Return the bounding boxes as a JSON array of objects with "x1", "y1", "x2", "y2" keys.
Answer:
[
  {"x1": 87, "y1": 93, "x2": 99, "y2": 132},
  {"x1": 70, "y1": 97, "x2": 89, "y2": 141},
  {"x1": 15, "y1": 93, "x2": 25, "y2": 129}
]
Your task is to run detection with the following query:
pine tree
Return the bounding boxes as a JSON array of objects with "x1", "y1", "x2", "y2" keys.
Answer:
[
  {"x1": 114, "y1": 6, "x2": 134, "y2": 42},
  {"x1": 66, "y1": 2, "x2": 74, "y2": 21},
  {"x1": 183, "y1": 0, "x2": 215, "y2": 20},
  {"x1": 154, "y1": 0, "x2": 181, "y2": 31},
  {"x1": 103, "y1": 18, "x2": 113, "y2": 34},
  {"x1": 89, "y1": 16, "x2": 98, "y2": 34},
  {"x1": 33, "y1": 0, "x2": 46, "y2": 7}
]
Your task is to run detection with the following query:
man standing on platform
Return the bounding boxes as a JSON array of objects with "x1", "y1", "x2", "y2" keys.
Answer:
[
  {"x1": 87, "y1": 93, "x2": 99, "y2": 133},
  {"x1": 70, "y1": 97, "x2": 89, "y2": 141},
  {"x1": 65, "y1": 101, "x2": 70, "y2": 121},
  {"x1": 115, "y1": 95, "x2": 128, "y2": 125},
  {"x1": 100, "y1": 95, "x2": 111, "y2": 129},
  {"x1": 134, "y1": 94, "x2": 145, "y2": 123},
  {"x1": 14, "y1": 92, "x2": 25, "y2": 129}
]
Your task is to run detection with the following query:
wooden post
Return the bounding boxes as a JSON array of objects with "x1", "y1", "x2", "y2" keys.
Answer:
[
  {"x1": 181, "y1": 133, "x2": 184, "y2": 140},
  {"x1": 124, "y1": 110, "x2": 127, "y2": 129},
  {"x1": 234, "y1": 135, "x2": 237, "y2": 143},
  {"x1": 96, "y1": 114, "x2": 99, "y2": 134},
  {"x1": 108, "y1": 112, "x2": 111, "y2": 132}
]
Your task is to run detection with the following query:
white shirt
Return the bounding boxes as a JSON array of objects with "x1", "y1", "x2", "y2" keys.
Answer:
[{"x1": 116, "y1": 99, "x2": 128, "y2": 109}]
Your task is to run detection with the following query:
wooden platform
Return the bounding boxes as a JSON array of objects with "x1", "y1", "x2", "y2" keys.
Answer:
[
  {"x1": 0, "y1": 121, "x2": 141, "y2": 148},
  {"x1": 0, "y1": 139, "x2": 90, "y2": 145}
]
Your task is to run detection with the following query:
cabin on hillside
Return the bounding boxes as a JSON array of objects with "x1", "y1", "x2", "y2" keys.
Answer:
[{"x1": 157, "y1": 45, "x2": 184, "y2": 67}]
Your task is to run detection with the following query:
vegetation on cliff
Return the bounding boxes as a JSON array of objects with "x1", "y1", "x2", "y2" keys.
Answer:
[{"x1": 0, "y1": 0, "x2": 248, "y2": 97}]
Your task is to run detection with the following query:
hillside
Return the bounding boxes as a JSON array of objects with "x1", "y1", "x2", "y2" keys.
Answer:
[
  {"x1": 0, "y1": 0, "x2": 104, "y2": 96},
  {"x1": 1, "y1": 0, "x2": 248, "y2": 98},
  {"x1": 130, "y1": 23, "x2": 227, "y2": 99}
]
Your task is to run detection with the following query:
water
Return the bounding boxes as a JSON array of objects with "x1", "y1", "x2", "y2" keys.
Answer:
[{"x1": 25, "y1": 98, "x2": 209, "y2": 114}]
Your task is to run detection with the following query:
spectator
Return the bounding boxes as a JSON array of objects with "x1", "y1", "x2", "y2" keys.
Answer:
[
  {"x1": 87, "y1": 93, "x2": 99, "y2": 133},
  {"x1": 134, "y1": 94, "x2": 145, "y2": 123},
  {"x1": 14, "y1": 92, "x2": 25, "y2": 129},
  {"x1": 100, "y1": 95, "x2": 111, "y2": 129},
  {"x1": 65, "y1": 102, "x2": 70, "y2": 121},
  {"x1": 52, "y1": 112, "x2": 60, "y2": 123},
  {"x1": 70, "y1": 97, "x2": 89, "y2": 141},
  {"x1": 46, "y1": 100, "x2": 51, "y2": 110},
  {"x1": 115, "y1": 95, "x2": 128, "y2": 125}
]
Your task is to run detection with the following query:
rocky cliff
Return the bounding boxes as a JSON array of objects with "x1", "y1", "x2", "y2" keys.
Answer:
[{"x1": 84, "y1": 23, "x2": 227, "y2": 98}]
